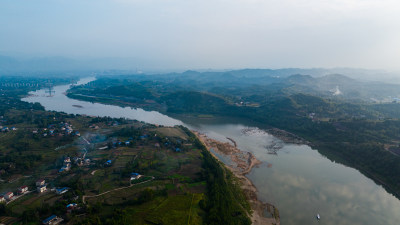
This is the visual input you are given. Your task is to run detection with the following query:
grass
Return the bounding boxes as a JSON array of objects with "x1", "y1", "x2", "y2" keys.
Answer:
[
  {"x1": 113, "y1": 194, "x2": 204, "y2": 225},
  {"x1": 153, "y1": 127, "x2": 188, "y2": 140},
  {"x1": 144, "y1": 194, "x2": 203, "y2": 225},
  {"x1": 85, "y1": 180, "x2": 166, "y2": 205},
  {"x1": 8, "y1": 193, "x2": 59, "y2": 214}
]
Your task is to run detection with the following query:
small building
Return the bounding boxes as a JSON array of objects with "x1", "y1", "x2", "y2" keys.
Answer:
[
  {"x1": 66, "y1": 203, "x2": 78, "y2": 213},
  {"x1": 0, "y1": 196, "x2": 5, "y2": 203},
  {"x1": 36, "y1": 179, "x2": 45, "y2": 186},
  {"x1": 42, "y1": 215, "x2": 63, "y2": 225},
  {"x1": 64, "y1": 157, "x2": 71, "y2": 164},
  {"x1": 130, "y1": 173, "x2": 141, "y2": 180},
  {"x1": 59, "y1": 163, "x2": 71, "y2": 172},
  {"x1": 37, "y1": 185, "x2": 47, "y2": 193},
  {"x1": 66, "y1": 203, "x2": 77, "y2": 209},
  {"x1": 18, "y1": 185, "x2": 29, "y2": 194},
  {"x1": 104, "y1": 160, "x2": 112, "y2": 166},
  {"x1": 4, "y1": 192, "x2": 13, "y2": 200},
  {"x1": 56, "y1": 187, "x2": 69, "y2": 195}
]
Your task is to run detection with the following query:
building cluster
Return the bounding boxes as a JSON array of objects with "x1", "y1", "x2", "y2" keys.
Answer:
[
  {"x1": 107, "y1": 136, "x2": 135, "y2": 149},
  {"x1": 162, "y1": 137, "x2": 187, "y2": 153},
  {"x1": 41, "y1": 201, "x2": 78, "y2": 224},
  {"x1": 0, "y1": 177, "x2": 73, "y2": 206},
  {"x1": 0, "y1": 185, "x2": 30, "y2": 204},
  {"x1": 59, "y1": 157, "x2": 72, "y2": 173},
  {"x1": 36, "y1": 179, "x2": 47, "y2": 193},
  {"x1": 72, "y1": 156, "x2": 91, "y2": 167},
  {"x1": 0, "y1": 126, "x2": 17, "y2": 132},
  {"x1": 59, "y1": 155, "x2": 91, "y2": 173},
  {"x1": 32, "y1": 122, "x2": 80, "y2": 137},
  {"x1": 0, "y1": 179, "x2": 48, "y2": 204}
]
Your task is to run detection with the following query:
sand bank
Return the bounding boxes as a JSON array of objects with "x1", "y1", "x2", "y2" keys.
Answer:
[{"x1": 194, "y1": 131, "x2": 280, "y2": 225}]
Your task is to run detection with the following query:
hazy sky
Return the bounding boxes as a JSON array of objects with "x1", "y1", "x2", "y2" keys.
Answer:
[{"x1": 1, "y1": 0, "x2": 400, "y2": 71}]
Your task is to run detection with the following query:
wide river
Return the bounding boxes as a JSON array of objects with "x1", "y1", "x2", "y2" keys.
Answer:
[{"x1": 22, "y1": 77, "x2": 400, "y2": 225}]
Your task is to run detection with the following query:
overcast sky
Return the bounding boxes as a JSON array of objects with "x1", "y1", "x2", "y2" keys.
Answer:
[{"x1": 1, "y1": 0, "x2": 400, "y2": 71}]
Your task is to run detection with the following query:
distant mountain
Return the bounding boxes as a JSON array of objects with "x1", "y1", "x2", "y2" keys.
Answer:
[{"x1": 282, "y1": 73, "x2": 400, "y2": 102}]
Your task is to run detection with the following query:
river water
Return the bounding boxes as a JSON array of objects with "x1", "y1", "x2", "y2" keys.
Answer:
[{"x1": 22, "y1": 77, "x2": 400, "y2": 225}]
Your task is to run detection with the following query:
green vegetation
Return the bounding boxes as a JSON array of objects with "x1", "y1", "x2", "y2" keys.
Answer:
[{"x1": 1, "y1": 76, "x2": 252, "y2": 224}]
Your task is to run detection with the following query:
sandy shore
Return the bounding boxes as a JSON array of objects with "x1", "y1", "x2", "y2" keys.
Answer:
[{"x1": 194, "y1": 131, "x2": 280, "y2": 225}]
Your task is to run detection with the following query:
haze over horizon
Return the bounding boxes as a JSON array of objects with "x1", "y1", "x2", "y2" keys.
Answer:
[{"x1": 1, "y1": 0, "x2": 400, "y2": 72}]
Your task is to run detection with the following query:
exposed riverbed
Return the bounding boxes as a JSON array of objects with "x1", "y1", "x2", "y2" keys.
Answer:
[{"x1": 22, "y1": 77, "x2": 400, "y2": 225}]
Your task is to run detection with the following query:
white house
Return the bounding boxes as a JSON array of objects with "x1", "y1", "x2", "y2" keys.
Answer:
[
  {"x1": 18, "y1": 186, "x2": 29, "y2": 194},
  {"x1": 37, "y1": 185, "x2": 47, "y2": 193}
]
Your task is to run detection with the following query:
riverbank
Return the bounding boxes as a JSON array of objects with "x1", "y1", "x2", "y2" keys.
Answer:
[{"x1": 194, "y1": 131, "x2": 280, "y2": 225}]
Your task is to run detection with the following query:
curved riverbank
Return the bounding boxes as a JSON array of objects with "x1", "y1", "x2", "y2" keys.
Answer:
[{"x1": 194, "y1": 131, "x2": 280, "y2": 225}]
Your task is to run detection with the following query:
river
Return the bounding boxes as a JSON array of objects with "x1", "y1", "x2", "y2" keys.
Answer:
[{"x1": 22, "y1": 77, "x2": 400, "y2": 225}]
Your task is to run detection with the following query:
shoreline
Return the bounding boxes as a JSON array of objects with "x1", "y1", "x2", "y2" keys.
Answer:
[{"x1": 194, "y1": 131, "x2": 280, "y2": 225}]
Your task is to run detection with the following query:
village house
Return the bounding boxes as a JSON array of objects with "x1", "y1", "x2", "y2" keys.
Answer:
[
  {"x1": 18, "y1": 185, "x2": 29, "y2": 194},
  {"x1": 64, "y1": 157, "x2": 71, "y2": 164},
  {"x1": 37, "y1": 185, "x2": 47, "y2": 193},
  {"x1": 130, "y1": 173, "x2": 141, "y2": 180},
  {"x1": 59, "y1": 163, "x2": 71, "y2": 172},
  {"x1": 4, "y1": 192, "x2": 13, "y2": 201},
  {"x1": 56, "y1": 187, "x2": 69, "y2": 195},
  {"x1": 36, "y1": 179, "x2": 45, "y2": 186},
  {"x1": 90, "y1": 124, "x2": 99, "y2": 129},
  {"x1": 42, "y1": 215, "x2": 63, "y2": 225},
  {"x1": 66, "y1": 203, "x2": 78, "y2": 213},
  {"x1": 105, "y1": 160, "x2": 112, "y2": 167}
]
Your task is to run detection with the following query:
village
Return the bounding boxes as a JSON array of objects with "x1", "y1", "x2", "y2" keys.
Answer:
[{"x1": 0, "y1": 111, "x2": 203, "y2": 224}]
